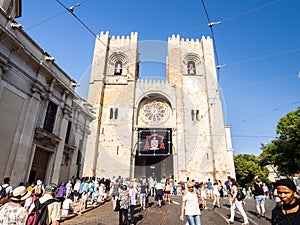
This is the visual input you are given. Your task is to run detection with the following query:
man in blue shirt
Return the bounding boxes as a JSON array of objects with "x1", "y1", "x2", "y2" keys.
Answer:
[{"x1": 206, "y1": 178, "x2": 212, "y2": 199}]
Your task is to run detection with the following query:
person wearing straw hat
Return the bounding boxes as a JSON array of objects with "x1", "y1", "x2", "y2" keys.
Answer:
[
  {"x1": 0, "y1": 186, "x2": 31, "y2": 225},
  {"x1": 271, "y1": 178, "x2": 300, "y2": 225}
]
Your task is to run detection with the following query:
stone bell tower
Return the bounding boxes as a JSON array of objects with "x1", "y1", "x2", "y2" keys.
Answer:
[
  {"x1": 167, "y1": 34, "x2": 235, "y2": 180},
  {"x1": 83, "y1": 32, "x2": 139, "y2": 177}
]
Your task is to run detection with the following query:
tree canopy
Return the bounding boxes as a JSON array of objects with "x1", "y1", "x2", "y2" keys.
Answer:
[
  {"x1": 260, "y1": 107, "x2": 300, "y2": 176},
  {"x1": 234, "y1": 154, "x2": 269, "y2": 187}
]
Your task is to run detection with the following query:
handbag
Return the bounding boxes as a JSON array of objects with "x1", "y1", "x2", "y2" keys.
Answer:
[{"x1": 199, "y1": 202, "x2": 205, "y2": 211}]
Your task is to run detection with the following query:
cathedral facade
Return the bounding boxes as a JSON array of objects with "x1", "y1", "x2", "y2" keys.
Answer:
[{"x1": 83, "y1": 31, "x2": 235, "y2": 182}]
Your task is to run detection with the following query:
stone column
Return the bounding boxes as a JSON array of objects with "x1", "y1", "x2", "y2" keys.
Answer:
[
  {"x1": 50, "y1": 107, "x2": 70, "y2": 184},
  {"x1": 69, "y1": 131, "x2": 82, "y2": 179},
  {"x1": 11, "y1": 85, "x2": 43, "y2": 184}
]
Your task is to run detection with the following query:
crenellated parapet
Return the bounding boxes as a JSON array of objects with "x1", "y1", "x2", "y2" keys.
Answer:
[{"x1": 137, "y1": 79, "x2": 167, "y2": 84}]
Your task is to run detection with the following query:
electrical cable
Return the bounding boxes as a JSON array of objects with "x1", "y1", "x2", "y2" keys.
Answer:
[
  {"x1": 55, "y1": 0, "x2": 112, "y2": 52},
  {"x1": 234, "y1": 101, "x2": 300, "y2": 126},
  {"x1": 222, "y1": 0, "x2": 282, "y2": 24},
  {"x1": 25, "y1": 0, "x2": 89, "y2": 31},
  {"x1": 25, "y1": 11, "x2": 66, "y2": 31},
  {"x1": 181, "y1": 0, "x2": 282, "y2": 35},
  {"x1": 200, "y1": 0, "x2": 221, "y2": 81},
  {"x1": 224, "y1": 48, "x2": 300, "y2": 67}
]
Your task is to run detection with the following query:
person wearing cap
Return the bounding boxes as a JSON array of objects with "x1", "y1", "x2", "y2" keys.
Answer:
[
  {"x1": 271, "y1": 178, "x2": 300, "y2": 225},
  {"x1": 180, "y1": 180, "x2": 202, "y2": 225},
  {"x1": 0, "y1": 186, "x2": 31, "y2": 225},
  {"x1": 251, "y1": 176, "x2": 266, "y2": 218},
  {"x1": 32, "y1": 180, "x2": 45, "y2": 198},
  {"x1": 28, "y1": 183, "x2": 61, "y2": 225}
]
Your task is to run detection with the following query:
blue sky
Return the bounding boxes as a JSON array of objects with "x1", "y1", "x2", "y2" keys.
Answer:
[{"x1": 17, "y1": 0, "x2": 300, "y2": 156}]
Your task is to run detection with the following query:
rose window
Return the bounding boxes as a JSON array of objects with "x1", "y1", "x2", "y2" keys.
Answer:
[{"x1": 142, "y1": 101, "x2": 168, "y2": 124}]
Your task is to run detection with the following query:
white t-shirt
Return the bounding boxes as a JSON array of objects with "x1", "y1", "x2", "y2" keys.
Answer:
[
  {"x1": 0, "y1": 184, "x2": 13, "y2": 196},
  {"x1": 62, "y1": 198, "x2": 73, "y2": 210},
  {"x1": 129, "y1": 188, "x2": 138, "y2": 206},
  {"x1": 73, "y1": 182, "x2": 80, "y2": 191},
  {"x1": 24, "y1": 197, "x2": 33, "y2": 208},
  {"x1": 183, "y1": 191, "x2": 201, "y2": 216}
]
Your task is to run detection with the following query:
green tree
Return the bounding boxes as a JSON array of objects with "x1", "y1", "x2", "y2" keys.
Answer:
[
  {"x1": 261, "y1": 107, "x2": 300, "y2": 176},
  {"x1": 234, "y1": 154, "x2": 269, "y2": 187}
]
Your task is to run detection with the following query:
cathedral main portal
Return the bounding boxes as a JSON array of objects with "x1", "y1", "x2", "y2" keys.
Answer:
[{"x1": 134, "y1": 128, "x2": 173, "y2": 180}]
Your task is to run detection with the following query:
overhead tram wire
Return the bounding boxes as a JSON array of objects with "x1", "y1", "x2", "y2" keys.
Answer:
[
  {"x1": 222, "y1": 0, "x2": 283, "y2": 24},
  {"x1": 26, "y1": 0, "x2": 90, "y2": 31},
  {"x1": 200, "y1": 0, "x2": 221, "y2": 82},
  {"x1": 181, "y1": 0, "x2": 283, "y2": 35},
  {"x1": 234, "y1": 101, "x2": 300, "y2": 126},
  {"x1": 25, "y1": 11, "x2": 66, "y2": 31},
  {"x1": 55, "y1": 0, "x2": 112, "y2": 54},
  {"x1": 54, "y1": 0, "x2": 153, "y2": 100}
]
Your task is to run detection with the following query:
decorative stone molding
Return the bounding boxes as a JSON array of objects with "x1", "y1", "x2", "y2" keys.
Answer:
[
  {"x1": 108, "y1": 52, "x2": 128, "y2": 66},
  {"x1": 63, "y1": 105, "x2": 72, "y2": 116},
  {"x1": 0, "y1": 59, "x2": 12, "y2": 74},
  {"x1": 31, "y1": 84, "x2": 48, "y2": 99},
  {"x1": 34, "y1": 127, "x2": 61, "y2": 150},
  {"x1": 183, "y1": 53, "x2": 202, "y2": 65}
]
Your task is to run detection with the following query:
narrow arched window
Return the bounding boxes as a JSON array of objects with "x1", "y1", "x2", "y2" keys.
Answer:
[
  {"x1": 187, "y1": 61, "x2": 196, "y2": 75},
  {"x1": 109, "y1": 108, "x2": 113, "y2": 119},
  {"x1": 114, "y1": 108, "x2": 118, "y2": 119},
  {"x1": 114, "y1": 61, "x2": 123, "y2": 75}
]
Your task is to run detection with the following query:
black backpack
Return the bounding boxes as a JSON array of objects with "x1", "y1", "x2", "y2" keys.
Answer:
[
  {"x1": 26, "y1": 198, "x2": 59, "y2": 225},
  {"x1": 236, "y1": 189, "x2": 246, "y2": 201},
  {"x1": 0, "y1": 185, "x2": 8, "y2": 199}
]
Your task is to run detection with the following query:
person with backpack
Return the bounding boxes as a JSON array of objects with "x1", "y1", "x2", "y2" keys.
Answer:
[
  {"x1": 27, "y1": 183, "x2": 60, "y2": 225},
  {"x1": 0, "y1": 177, "x2": 13, "y2": 206},
  {"x1": 228, "y1": 179, "x2": 249, "y2": 225},
  {"x1": 252, "y1": 176, "x2": 266, "y2": 218},
  {"x1": 0, "y1": 186, "x2": 31, "y2": 225}
]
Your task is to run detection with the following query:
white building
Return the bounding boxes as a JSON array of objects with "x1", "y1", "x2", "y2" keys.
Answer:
[
  {"x1": 0, "y1": 0, "x2": 94, "y2": 186},
  {"x1": 83, "y1": 32, "x2": 235, "y2": 182}
]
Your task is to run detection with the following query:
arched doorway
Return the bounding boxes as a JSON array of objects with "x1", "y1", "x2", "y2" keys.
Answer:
[{"x1": 134, "y1": 128, "x2": 173, "y2": 180}]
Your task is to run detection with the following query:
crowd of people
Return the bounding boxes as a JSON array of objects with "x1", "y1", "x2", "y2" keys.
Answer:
[{"x1": 0, "y1": 175, "x2": 299, "y2": 225}]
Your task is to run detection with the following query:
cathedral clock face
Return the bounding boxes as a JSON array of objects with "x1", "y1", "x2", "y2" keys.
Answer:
[{"x1": 141, "y1": 101, "x2": 169, "y2": 125}]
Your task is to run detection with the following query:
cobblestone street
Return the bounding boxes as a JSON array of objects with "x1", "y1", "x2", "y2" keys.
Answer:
[{"x1": 61, "y1": 195, "x2": 275, "y2": 225}]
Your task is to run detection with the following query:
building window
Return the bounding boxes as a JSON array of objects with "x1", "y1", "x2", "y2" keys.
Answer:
[
  {"x1": 114, "y1": 61, "x2": 123, "y2": 75},
  {"x1": 43, "y1": 101, "x2": 58, "y2": 133},
  {"x1": 110, "y1": 108, "x2": 113, "y2": 119},
  {"x1": 191, "y1": 109, "x2": 200, "y2": 121},
  {"x1": 115, "y1": 108, "x2": 118, "y2": 119},
  {"x1": 196, "y1": 110, "x2": 199, "y2": 121},
  {"x1": 191, "y1": 110, "x2": 194, "y2": 121},
  {"x1": 142, "y1": 101, "x2": 167, "y2": 125},
  {"x1": 187, "y1": 61, "x2": 196, "y2": 75},
  {"x1": 65, "y1": 121, "x2": 72, "y2": 144},
  {"x1": 109, "y1": 108, "x2": 118, "y2": 120}
]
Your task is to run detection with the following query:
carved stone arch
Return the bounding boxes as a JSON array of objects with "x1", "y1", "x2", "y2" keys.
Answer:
[
  {"x1": 183, "y1": 53, "x2": 202, "y2": 75},
  {"x1": 108, "y1": 52, "x2": 128, "y2": 75},
  {"x1": 135, "y1": 91, "x2": 175, "y2": 109}
]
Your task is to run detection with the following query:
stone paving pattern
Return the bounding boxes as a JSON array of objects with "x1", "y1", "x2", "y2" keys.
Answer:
[{"x1": 61, "y1": 196, "x2": 275, "y2": 225}]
